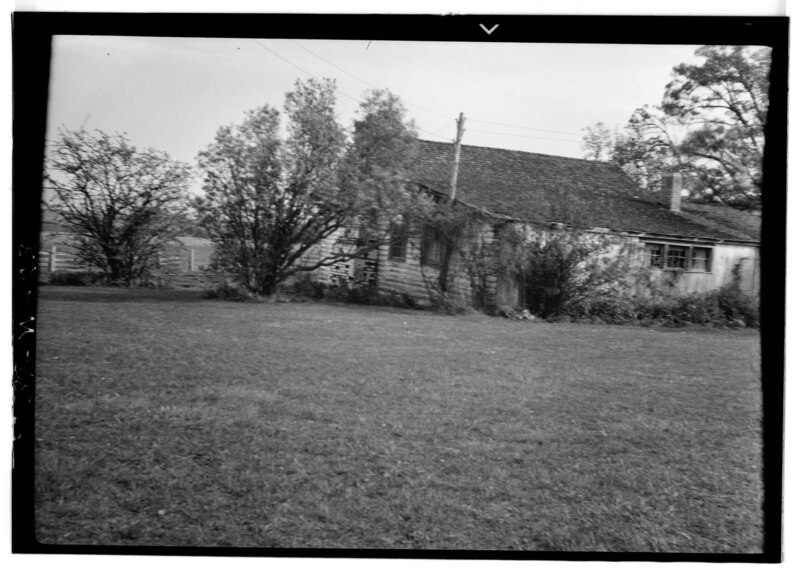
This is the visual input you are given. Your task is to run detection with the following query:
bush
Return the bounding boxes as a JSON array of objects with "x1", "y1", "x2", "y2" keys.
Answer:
[
  {"x1": 46, "y1": 271, "x2": 102, "y2": 286},
  {"x1": 289, "y1": 275, "x2": 420, "y2": 309},
  {"x1": 202, "y1": 284, "x2": 254, "y2": 302},
  {"x1": 370, "y1": 289, "x2": 421, "y2": 309},
  {"x1": 334, "y1": 281, "x2": 420, "y2": 309},
  {"x1": 517, "y1": 232, "x2": 630, "y2": 319},
  {"x1": 563, "y1": 284, "x2": 759, "y2": 328},
  {"x1": 292, "y1": 275, "x2": 327, "y2": 300},
  {"x1": 716, "y1": 283, "x2": 760, "y2": 327},
  {"x1": 569, "y1": 293, "x2": 640, "y2": 324},
  {"x1": 342, "y1": 282, "x2": 375, "y2": 305}
]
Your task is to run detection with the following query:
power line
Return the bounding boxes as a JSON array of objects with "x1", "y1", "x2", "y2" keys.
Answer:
[
  {"x1": 469, "y1": 118, "x2": 583, "y2": 137},
  {"x1": 264, "y1": 39, "x2": 454, "y2": 141},
  {"x1": 289, "y1": 40, "x2": 453, "y2": 121},
  {"x1": 469, "y1": 128, "x2": 583, "y2": 144},
  {"x1": 251, "y1": 39, "x2": 359, "y2": 103},
  {"x1": 290, "y1": 39, "x2": 585, "y2": 137},
  {"x1": 290, "y1": 39, "x2": 377, "y2": 91},
  {"x1": 428, "y1": 120, "x2": 456, "y2": 136},
  {"x1": 417, "y1": 128, "x2": 451, "y2": 140},
  {"x1": 253, "y1": 40, "x2": 585, "y2": 145}
]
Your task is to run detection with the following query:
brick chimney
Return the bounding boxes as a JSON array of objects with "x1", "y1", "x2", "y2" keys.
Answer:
[{"x1": 661, "y1": 173, "x2": 683, "y2": 212}]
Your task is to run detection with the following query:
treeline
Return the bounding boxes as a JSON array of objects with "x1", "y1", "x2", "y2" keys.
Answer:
[
  {"x1": 581, "y1": 45, "x2": 770, "y2": 210},
  {"x1": 44, "y1": 79, "x2": 421, "y2": 294}
]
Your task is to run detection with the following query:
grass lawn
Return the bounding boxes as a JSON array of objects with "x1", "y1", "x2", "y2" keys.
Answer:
[{"x1": 33, "y1": 286, "x2": 763, "y2": 552}]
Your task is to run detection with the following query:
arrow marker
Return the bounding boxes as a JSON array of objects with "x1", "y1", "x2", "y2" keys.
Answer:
[{"x1": 480, "y1": 24, "x2": 499, "y2": 35}]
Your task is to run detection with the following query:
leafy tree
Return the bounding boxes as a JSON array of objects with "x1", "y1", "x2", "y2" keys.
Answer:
[
  {"x1": 664, "y1": 45, "x2": 770, "y2": 206},
  {"x1": 44, "y1": 127, "x2": 191, "y2": 285},
  {"x1": 580, "y1": 122, "x2": 613, "y2": 161},
  {"x1": 583, "y1": 46, "x2": 770, "y2": 207},
  {"x1": 611, "y1": 105, "x2": 688, "y2": 195},
  {"x1": 194, "y1": 79, "x2": 419, "y2": 296},
  {"x1": 340, "y1": 88, "x2": 420, "y2": 234}
]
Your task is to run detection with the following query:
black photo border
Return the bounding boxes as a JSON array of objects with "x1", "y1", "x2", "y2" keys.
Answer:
[{"x1": 11, "y1": 11, "x2": 789, "y2": 562}]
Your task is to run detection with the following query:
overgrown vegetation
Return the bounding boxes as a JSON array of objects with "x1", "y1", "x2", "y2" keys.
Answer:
[
  {"x1": 512, "y1": 230, "x2": 631, "y2": 319},
  {"x1": 566, "y1": 285, "x2": 759, "y2": 328},
  {"x1": 202, "y1": 283, "x2": 255, "y2": 302},
  {"x1": 291, "y1": 275, "x2": 421, "y2": 309},
  {"x1": 493, "y1": 224, "x2": 760, "y2": 328}
]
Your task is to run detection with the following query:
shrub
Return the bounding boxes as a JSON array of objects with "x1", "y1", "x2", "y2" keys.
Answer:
[
  {"x1": 569, "y1": 293, "x2": 640, "y2": 324},
  {"x1": 676, "y1": 293, "x2": 726, "y2": 326},
  {"x1": 336, "y1": 282, "x2": 421, "y2": 309},
  {"x1": 202, "y1": 284, "x2": 254, "y2": 302},
  {"x1": 371, "y1": 290, "x2": 421, "y2": 309},
  {"x1": 291, "y1": 275, "x2": 420, "y2": 309},
  {"x1": 716, "y1": 283, "x2": 760, "y2": 327},
  {"x1": 46, "y1": 271, "x2": 102, "y2": 286},
  {"x1": 292, "y1": 275, "x2": 327, "y2": 300},
  {"x1": 517, "y1": 232, "x2": 632, "y2": 319},
  {"x1": 343, "y1": 283, "x2": 376, "y2": 305},
  {"x1": 563, "y1": 284, "x2": 759, "y2": 328}
]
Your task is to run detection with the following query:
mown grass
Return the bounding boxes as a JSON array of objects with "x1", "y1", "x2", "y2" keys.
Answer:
[{"x1": 34, "y1": 286, "x2": 763, "y2": 552}]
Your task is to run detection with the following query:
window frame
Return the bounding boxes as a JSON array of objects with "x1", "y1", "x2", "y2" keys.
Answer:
[
  {"x1": 420, "y1": 224, "x2": 444, "y2": 267},
  {"x1": 690, "y1": 246, "x2": 712, "y2": 272},
  {"x1": 388, "y1": 218, "x2": 408, "y2": 262},
  {"x1": 644, "y1": 241, "x2": 713, "y2": 273}
]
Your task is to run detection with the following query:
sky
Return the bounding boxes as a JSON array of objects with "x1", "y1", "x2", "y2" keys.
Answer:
[{"x1": 47, "y1": 36, "x2": 705, "y2": 175}]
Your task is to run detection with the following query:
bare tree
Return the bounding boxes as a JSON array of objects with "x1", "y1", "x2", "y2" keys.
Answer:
[
  {"x1": 44, "y1": 127, "x2": 191, "y2": 284},
  {"x1": 581, "y1": 122, "x2": 613, "y2": 161}
]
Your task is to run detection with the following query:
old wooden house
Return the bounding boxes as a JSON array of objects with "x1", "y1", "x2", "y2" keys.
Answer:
[{"x1": 309, "y1": 139, "x2": 760, "y2": 309}]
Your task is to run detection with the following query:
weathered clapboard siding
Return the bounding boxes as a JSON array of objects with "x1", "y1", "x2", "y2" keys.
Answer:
[
  {"x1": 375, "y1": 240, "x2": 437, "y2": 304},
  {"x1": 297, "y1": 229, "x2": 342, "y2": 285},
  {"x1": 375, "y1": 221, "x2": 495, "y2": 308}
]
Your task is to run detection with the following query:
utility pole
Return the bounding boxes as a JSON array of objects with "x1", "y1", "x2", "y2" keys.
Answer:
[
  {"x1": 448, "y1": 112, "x2": 466, "y2": 203},
  {"x1": 438, "y1": 113, "x2": 466, "y2": 295}
]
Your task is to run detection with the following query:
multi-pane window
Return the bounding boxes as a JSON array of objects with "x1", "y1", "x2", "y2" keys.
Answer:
[
  {"x1": 690, "y1": 247, "x2": 711, "y2": 272},
  {"x1": 666, "y1": 246, "x2": 688, "y2": 269},
  {"x1": 420, "y1": 224, "x2": 443, "y2": 267},
  {"x1": 647, "y1": 243, "x2": 664, "y2": 268},
  {"x1": 645, "y1": 242, "x2": 712, "y2": 272},
  {"x1": 388, "y1": 219, "x2": 408, "y2": 261}
]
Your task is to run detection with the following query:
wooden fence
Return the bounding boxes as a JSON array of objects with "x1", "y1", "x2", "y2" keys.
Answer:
[{"x1": 38, "y1": 243, "x2": 214, "y2": 275}]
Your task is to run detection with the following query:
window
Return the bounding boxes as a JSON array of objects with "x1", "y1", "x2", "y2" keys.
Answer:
[
  {"x1": 389, "y1": 219, "x2": 408, "y2": 261},
  {"x1": 420, "y1": 224, "x2": 443, "y2": 267},
  {"x1": 666, "y1": 246, "x2": 688, "y2": 269},
  {"x1": 645, "y1": 241, "x2": 712, "y2": 272},
  {"x1": 690, "y1": 247, "x2": 711, "y2": 272},
  {"x1": 647, "y1": 243, "x2": 664, "y2": 268}
]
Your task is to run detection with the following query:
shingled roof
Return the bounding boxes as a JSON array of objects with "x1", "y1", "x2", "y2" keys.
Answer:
[{"x1": 411, "y1": 139, "x2": 759, "y2": 243}]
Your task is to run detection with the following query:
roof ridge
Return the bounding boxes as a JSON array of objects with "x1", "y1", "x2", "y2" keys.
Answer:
[{"x1": 415, "y1": 138, "x2": 613, "y2": 167}]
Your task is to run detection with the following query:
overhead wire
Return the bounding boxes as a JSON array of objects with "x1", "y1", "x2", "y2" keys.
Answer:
[
  {"x1": 289, "y1": 39, "x2": 453, "y2": 122},
  {"x1": 254, "y1": 39, "x2": 584, "y2": 145},
  {"x1": 468, "y1": 128, "x2": 583, "y2": 144},
  {"x1": 468, "y1": 118, "x2": 582, "y2": 137},
  {"x1": 251, "y1": 39, "x2": 359, "y2": 104}
]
